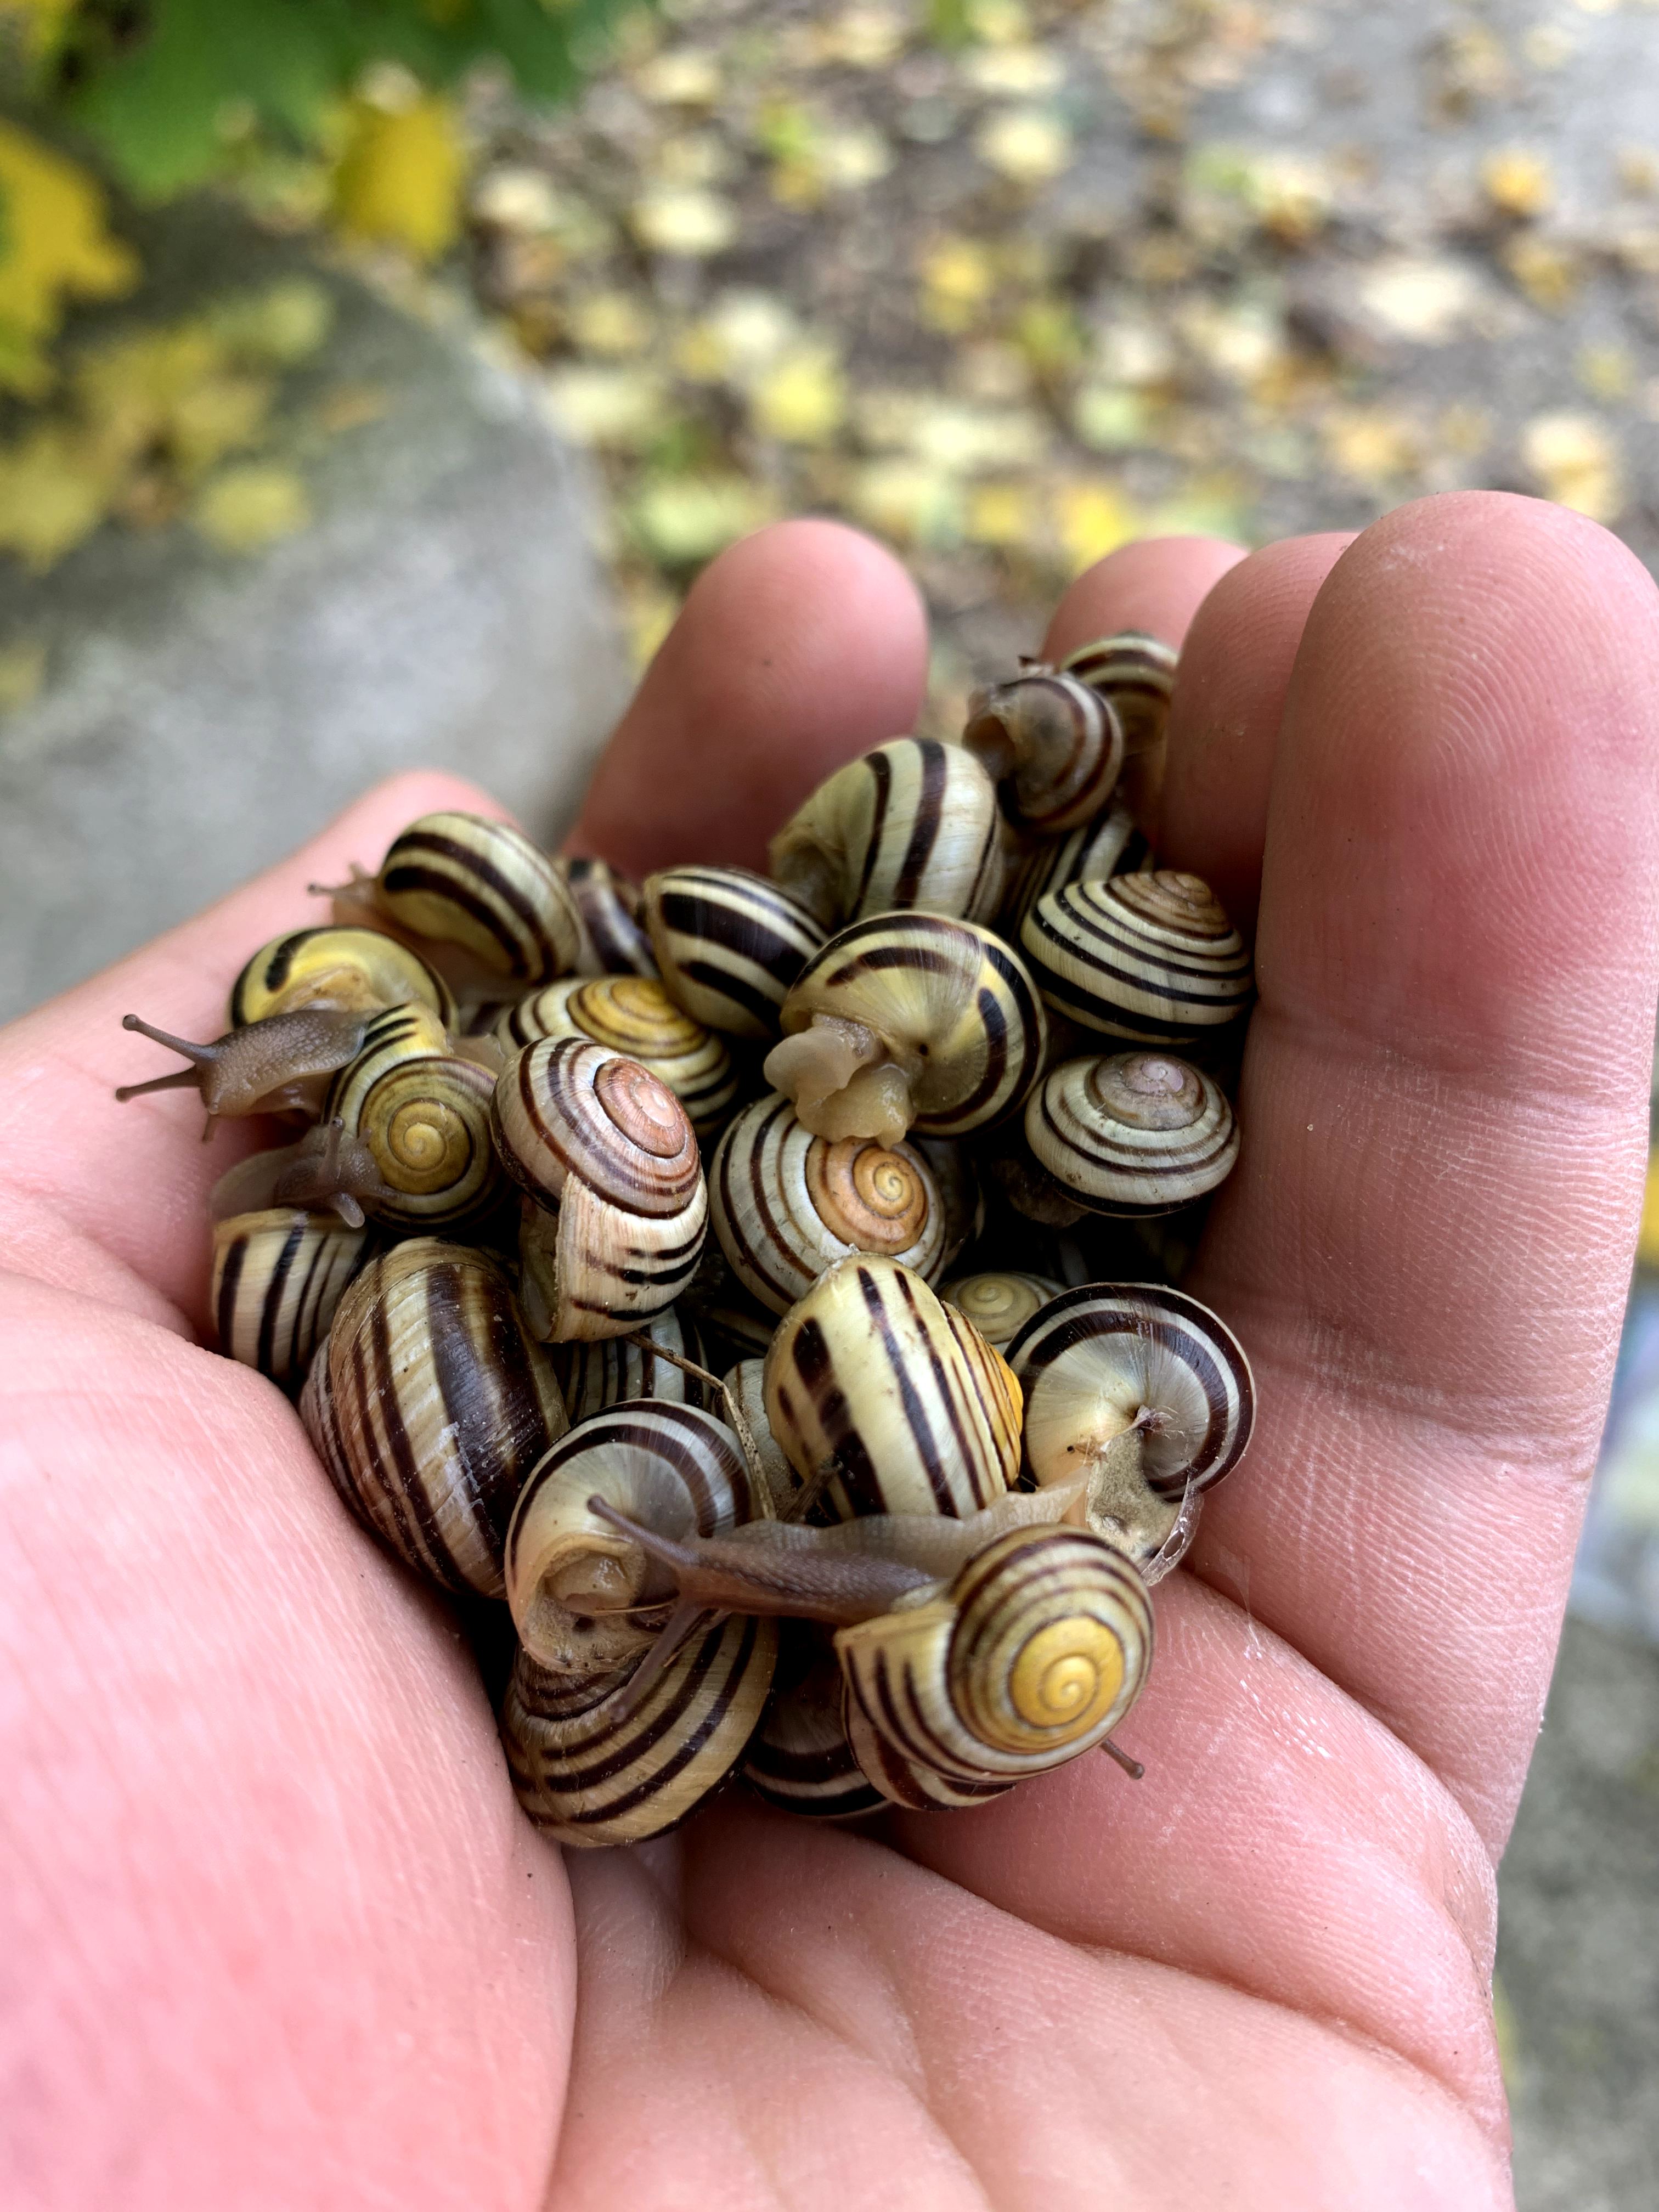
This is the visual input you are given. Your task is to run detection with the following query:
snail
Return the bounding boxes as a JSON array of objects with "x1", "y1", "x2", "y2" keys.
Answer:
[
  {"x1": 766, "y1": 737, "x2": 1005, "y2": 931},
  {"x1": 1024, "y1": 1051, "x2": 1239, "y2": 1216},
  {"x1": 317, "y1": 811, "x2": 583, "y2": 1000},
  {"x1": 492, "y1": 974, "x2": 737, "y2": 1139},
  {"x1": 641, "y1": 865, "x2": 826, "y2": 1039},
  {"x1": 307, "y1": 1239, "x2": 568, "y2": 1597},
  {"x1": 492, "y1": 1037, "x2": 708, "y2": 1342},
  {"x1": 763, "y1": 1256, "x2": 1022, "y2": 1522},
  {"x1": 1059, "y1": 631, "x2": 1177, "y2": 755},
  {"x1": 554, "y1": 1306, "x2": 715, "y2": 1427},
  {"x1": 963, "y1": 672, "x2": 1125, "y2": 836},
  {"x1": 722, "y1": 1357, "x2": 802, "y2": 1517},
  {"x1": 1019, "y1": 871, "x2": 1253, "y2": 1043},
  {"x1": 211, "y1": 1206, "x2": 372, "y2": 1384},
  {"x1": 1005, "y1": 1281, "x2": 1255, "y2": 1568},
  {"x1": 763, "y1": 912, "x2": 1046, "y2": 1148},
  {"x1": 325, "y1": 1003, "x2": 504, "y2": 1228},
  {"x1": 115, "y1": 1006, "x2": 371, "y2": 1135},
  {"x1": 207, "y1": 1116, "x2": 396, "y2": 1229},
  {"x1": 229, "y1": 926, "x2": 454, "y2": 1029},
  {"x1": 998, "y1": 799, "x2": 1154, "y2": 941},
  {"x1": 558, "y1": 855, "x2": 659, "y2": 978},
  {"x1": 938, "y1": 1270, "x2": 1064, "y2": 1350},
  {"x1": 709, "y1": 1092, "x2": 946, "y2": 1316},
  {"x1": 742, "y1": 1624, "x2": 887, "y2": 1819}
]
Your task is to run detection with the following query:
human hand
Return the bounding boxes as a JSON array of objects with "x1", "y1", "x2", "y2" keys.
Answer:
[{"x1": 3, "y1": 496, "x2": 1655, "y2": 2210}]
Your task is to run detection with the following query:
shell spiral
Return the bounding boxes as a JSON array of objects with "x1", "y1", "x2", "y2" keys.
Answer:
[
  {"x1": 1024, "y1": 1050, "x2": 1238, "y2": 1215},
  {"x1": 1019, "y1": 871, "x2": 1253, "y2": 1041},
  {"x1": 328, "y1": 1005, "x2": 503, "y2": 1228},
  {"x1": 494, "y1": 975, "x2": 736, "y2": 1138},
  {"x1": 938, "y1": 1270, "x2": 1062, "y2": 1350},
  {"x1": 491, "y1": 1036, "x2": 703, "y2": 1216}
]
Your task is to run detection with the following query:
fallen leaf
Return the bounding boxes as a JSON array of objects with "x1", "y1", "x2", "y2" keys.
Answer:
[
  {"x1": 1357, "y1": 255, "x2": 1482, "y2": 343},
  {"x1": 752, "y1": 346, "x2": 846, "y2": 443},
  {"x1": 0, "y1": 636, "x2": 48, "y2": 712},
  {"x1": 1054, "y1": 478, "x2": 1139, "y2": 571},
  {"x1": 1481, "y1": 147, "x2": 1554, "y2": 221},
  {"x1": 192, "y1": 463, "x2": 312, "y2": 552},
  {"x1": 1503, "y1": 233, "x2": 1581, "y2": 311},
  {"x1": 0, "y1": 422, "x2": 117, "y2": 567},
  {"x1": 0, "y1": 122, "x2": 139, "y2": 396},
  {"x1": 635, "y1": 50, "x2": 724, "y2": 106},
  {"x1": 975, "y1": 107, "x2": 1073, "y2": 185},
  {"x1": 1521, "y1": 410, "x2": 1624, "y2": 521},
  {"x1": 332, "y1": 97, "x2": 466, "y2": 262},
  {"x1": 629, "y1": 187, "x2": 740, "y2": 257},
  {"x1": 630, "y1": 472, "x2": 769, "y2": 563},
  {"x1": 571, "y1": 291, "x2": 656, "y2": 358},
  {"x1": 541, "y1": 364, "x2": 671, "y2": 447}
]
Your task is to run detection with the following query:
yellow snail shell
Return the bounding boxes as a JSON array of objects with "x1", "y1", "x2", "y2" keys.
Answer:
[
  {"x1": 938, "y1": 1270, "x2": 1063, "y2": 1350},
  {"x1": 642, "y1": 865, "x2": 827, "y2": 1039},
  {"x1": 963, "y1": 673, "x2": 1125, "y2": 835},
  {"x1": 229, "y1": 926, "x2": 455, "y2": 1029},
  {"x1": 766, "y1": 737, "x2": 1005, "y2": 931},
  {"x1": 1024, "y1": 1051, "x2": 1238, "y2": 1216},
  {"x1": 211, "y1": 1208, "x2": 371, "y2": 1384},
  {"x1": 997, "y1": 800, "x2": 1154, "y2": 942},
  {"x1": 493, "y1": 974, "x2": 737, "y2": 1139},
  {"x1": 554, "y1": 1305, "x2": 715, "y2": 1427},
  {"x1": 370, "y1": 811, "x2": 583, "y2": 988},
  {"x1": 557, "y1": 855, "x2": 659, "y2": 978},
  {"x1": 326, "y1": 1005, "x2": 503, "y2": 1229},
  {"x1": 1019, "y1": 871, "x2": 1253, "y2": 1042}
]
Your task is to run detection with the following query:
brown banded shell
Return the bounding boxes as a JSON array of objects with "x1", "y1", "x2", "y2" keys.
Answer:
[
  {"x1": 311, "y1": 1240, "x2": 568, "y2": 1596},
  {"x1": 1019, "y1": 871, "x2": 1253, "y2": 1042},
  {"x1": 963, "y1": 672, "x2": 1125, "y2": 834},
  {"x1": 764, "y1": 912, "x2": 1046, "y2": 1147},
  {"x1": 502, "y1": 1611, "x2": 777, "y2": 1847},
  {"x1": 766, "y1": 737, "x2": 1004, "y2": 931},
  {"x1": 1060, "y1": 631, "x2": 1177, "y2": 754},
  {"x1": 558, "y1": 855, "x2": 658, "y2": 978},
  {"x1": 1025, "y1": 1051, "x2": 1238, "y2": 1216},
  {"x1": 370, "y1": 811, "x2": 583, "y2": 989},
  {"x1": 710, "y1": 1092, "x2": 945, "y2": 1316},
  {"x1": 211, "y1": 1207, "x2": 371, "y2": 1384},
  {"x1": 938, "y1": 1271, "x2": 1063, "y2": 1350},
  {"x1": 326, "y1": 1005, "x2": 503, "y2": 1228},
  {"x1": 997, "y1": 800, "x2": 1154, "y2": 942},
  {"x1": 763, "y1": 1256, "x2": 1021, "y2": 1521},
  {"x1": 642, "y1": 865, "x2": 826, "y2": 1039},
  {"x1": 230, "y1": 926, "x2": 455, "y2": 1029},
  {"x1": 493, "y1": 974, "x2": 737, "y2": 1139}
]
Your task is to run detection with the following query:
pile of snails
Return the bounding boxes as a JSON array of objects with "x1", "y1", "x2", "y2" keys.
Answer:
[{"x1": 117, "y1": 631, "x2": 1257, "y2": 1846}]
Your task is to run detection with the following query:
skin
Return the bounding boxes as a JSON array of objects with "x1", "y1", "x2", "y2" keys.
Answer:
[{"x1": 1, "y1": 495, "x2": 1655, "y2": 2209}]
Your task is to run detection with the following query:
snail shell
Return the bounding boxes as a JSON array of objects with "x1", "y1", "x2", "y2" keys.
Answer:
[
  {"x1": 1006, "y1": 1281, "x2": 1254, "y2": 1567},
  {"x1": 642, "y1": 865, "x2": 826, "y2": 1039},
  {"x1": 963, "y1": 673, "x2": 1125, "y2": 835},
  {"x1": 766, "y1": 737, "x2": 1005, "y2": 932},
  {"x1": 710, "y1": 1092, "x2": 945, "y2": 1317},
  {"x1": 997, "y1": 799, "x2": 1154, "y2": 941},
  {"x1": 839, "y1": 1690, "x2": 1013, "y2": 1809},
  {"x1": 1019, "y1": 871, "x2": 1253, "y2": 1042},
  {"x1": 554, "y1": 1305, "x2": 714, "y2": 1427},
  {"x1": 501, "y1": 1610, "x2": 777, "y2": 1847},
  {"x1": 493, "y1": 974, "x2": 737, "y2": 1139},
  {"x1": 371, "y1": 812, "x2": 583, "y2": 989},
  {"x1": 763, "y1": 1256, "x2": 1021, "y2": 1521},
  {"x1": 229, "y1": 926, "x2": 455, "y2": 1029},
  {"x1": 938, "y1": 1271, "x2": 1063, "y2": 1350},
  {"x1": 326, "y1": 1005, "x2": 503, "y2": 1228},
  {"x1": 1059, "y1": 631, "x2": 1177, "y2": 756},
  {"x1": 742, "y1": 1623, "x2": 887, "y2": 1819},
  {"x1": 494, "y1": 1039, "x2": 708, "y2": 1342},
  {"x1": 211, "y1": 1207, "x2": 371, "y2": 1384},
  {"x1": 764, "y1": 913, "x2": 1046, "y2": 1147},
  {"x1": 723, "y1": 1358, "x2": 802, "y2": 1517},
  {"x1": 1024, "y1": 1051, "x2": 1238, "y2": 1216},
  {"x1": 834, "y1": 1524, "x2": 1153, "y2": 1785},
  {"x1": 504, "y1": 1398, "x2": 771, "y2": 1677},
  {"x1": 313, "y1": 1240, "x2": 568, "y2": 1596},
  {"x1": 558, "y1": 855, "x2": 659, "y2": 978}
]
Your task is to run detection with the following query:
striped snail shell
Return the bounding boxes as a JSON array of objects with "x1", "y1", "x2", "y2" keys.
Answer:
[
  {"x1": 938, "y1": 1271, "x2": 1064, "y2": 1350},
  {"x1": 1006, "y1": 1281, "x2": 1254, "y2": 1565},
  {"x1": 492, "y1": 974, "x2": 737, "y2": 1139},
  {"x1": 1024, "y1": 1051, "x2": 1239, "y2": 1216},
  {"x1": 743, "y1": 1624, "x2": 887, "y2": 1819},
  {"x1": 493, "y1": 1038, "x2": 708, "y2": 1342},
  {"x1": 641, "y1": 865, "x2": 826, "y2": 1039},
  {"x1": 963, "y1": 673, "x2": 1125, "y2": 836},
  {"x1": 557, "y1": 855, "x2": 658, "y2": 978},
  {"x1": 211, "y1": 1207, "x2": 371, "y2": 1384},
  {"x1": 311, "y1": 1239, "x2": 568, "y2": 1596},
  {"x1": 997, "y1": 799, "x2": 1154, "y2": 942},
  {"x1": 116, "y1": 1006, "x2": 370, "y2": 1128},
  {"x1": 766, "y1": 737, "x2": 1004, "y2": 932},
  {"x1": 710, "y1": 1092, "x2": 946, "y2": 1317},
  {"x1": 229, "y1": 925, "x2": 455, "y2": 1029},
  {"x1": 723, "y1": 1357, "x2": 802, "y2": 1517},
  {"x1": 763, "y1": 1256, "x2": 1021, "y2": 1521},
  {"x1": 554, "y1": 1305, "x2": 714, "y2": 1427},
  {"x1": 504, "y1": 1399, "x2": 770, "y2": 1679},
  {"x1": 1059, "y1": 631, "x2": 1177, "y2": 757},
  {"x1": 834, "y1": 1524, "x2": 1153, "y2": 1786},
  {"x1": 325, "y1": 1004, "x2": 503, "y2": 1229},
  {"x1": 1019, "y1": 871, "x2": 1253, "y2": 1042},
  {"x1": 912, "y1": 1135, "x2": 983, "y2": 1273},
  {"x1": 501, "y1": 1610, "x2": 777, "y2": 1848},
  {"x1": 764, "y1": 913, "x2": 1046, "y2": 1147}
]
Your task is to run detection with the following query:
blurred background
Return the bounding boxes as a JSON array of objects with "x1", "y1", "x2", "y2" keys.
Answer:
[{"x1": 2, "y1": 2, "x2": 1657, "y2": 2202}]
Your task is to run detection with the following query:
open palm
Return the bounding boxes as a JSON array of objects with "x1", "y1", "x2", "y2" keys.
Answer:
[{"x1": 4, "y1": 494, "x2": 1655, "y2": 2210}]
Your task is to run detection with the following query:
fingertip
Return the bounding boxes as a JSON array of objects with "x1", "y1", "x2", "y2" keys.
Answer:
[{"x1": 1042, "y1": 536, "x2": 1248, "y2": 662}]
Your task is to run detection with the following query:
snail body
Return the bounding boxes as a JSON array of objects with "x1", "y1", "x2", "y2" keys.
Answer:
[
  {"x1": 208, "y1": 1119, "x2": 396, "y2": 1230},
  {"x1": 1020, "y1": 872, "x2": 1253, "y2": 1042},
  {"x1": 116, "y1": 1006, "x2": 370, "y2": 1130},
  {"x1": 710, "y1": 1092, "x2": 945, "y2": 1316},
  {"x1": 230, "y1": 926, "x2": 455, "y2": 1030},
  {"x1": 963, "y1": 673, "x2": 1124, "y2": 835},
  {"x1": 211, "y1": 1207, "x2": 371, "y2": 1384},
  {"x1": 326, "y1": 1005, "x2": 503, "y2": 1228},
  {"x1": 764, "y1": 913, "x2": 1046, "y2": 1148},
  {"x1": 493, "y1": 975, "x2": 737, "y2": 1139},
  {"x1": 642, "y1": 865, "x2": 826, "y2": 1039},
  {"x1": 311, "y1": 1240, "x2": 568, "y2": 1596},
  {"x1": 493, "y1": 1038, "x2": 708, "y2": 1342},
  {"x1": 766, "y1": 737, "x2": 1004, "y2": 931},
  {"x1": 1025, "y1": 1051, "x2": 1238, "y2": 1215}
]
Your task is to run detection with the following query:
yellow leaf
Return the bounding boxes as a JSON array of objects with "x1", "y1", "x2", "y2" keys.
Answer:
[
  {"x1": 0, "y1": 0, "x2": 76, "y2": 60},
  {"x1": 570, "y1": 291, "x2": 656, "y2": 359},
  {"x1": 1056, "y1": 480, "x2": 1138, "y2": 571},
  {"x1": 0, "y1": 123, "x2": 139, "y2": 395},
  {"x1": 752, "y1": 346, "x2": 845, "y2": 443},
  {"x1": 965, "y1": 478, "x2": 1036, "y2": 548},
  {"x1": 205, "y1": 280, "x2": 334, "y2": 368},
  {"x1": 629, "y1": 187, "x2": 740, "y2": 257},
  {"x1": 975, "y1": 108, "x2": 1073, "y2": 185},
  {"x1": 192, "y1": 464, "x2": 312, "y2": 553},
  {"x1": 331, "y1": 97, "x2": 466, "y2": 263},
  {"x1": 1504, "y1": 233, "x2": 1581, "y2": 311},
  {"x1": 0, "y1": 422, "x2": 122, "y2": 569},
  {"x1": 919, "y1": 236, "x2": 997, "y2": 331},
  {"x1": 1521, "y1": 411, "x2": 1624, "y2": 522},
  {"x1": 0, "y1": 636, "x2": 48, "y2": 712},
  {"x1": 73, "y1": 327, "x2": 273, "y2": 479},
  {"x1": 630, "y1": 473, "x2": 768, "y2": 564},
  {"x1": 1481, "y1": 148, "x2": 1554, "y2": 220}
]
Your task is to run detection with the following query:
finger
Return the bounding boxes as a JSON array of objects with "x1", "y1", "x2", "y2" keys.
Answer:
[
  {"x1": 569, "y1": 520, "x2": 929, "y2": 878},
  {"x1": 0, "y1": 770, "x2": 500, "y2": 1333},
  {"x1": 1186, "y1": 491, "x2": 1659, "y2": 1853},
  {"x1": 1039, "y1": 534, "x2": 1248, "y2": 664},
  {"x1": 1159, "y1": 533, "x2": 1354, "y2": 937}
]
